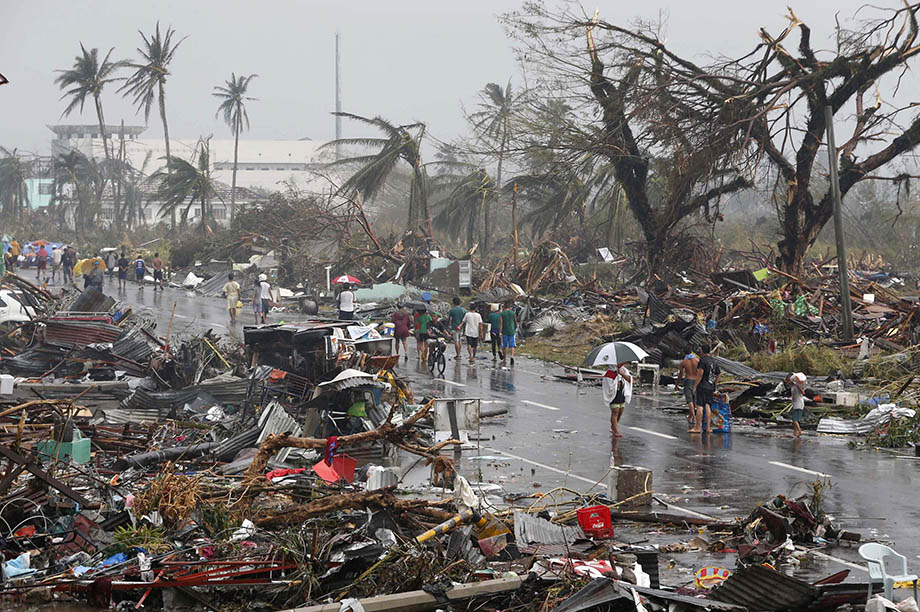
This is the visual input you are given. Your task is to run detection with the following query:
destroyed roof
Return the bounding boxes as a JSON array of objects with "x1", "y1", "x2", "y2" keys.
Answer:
[{"x1": 708, "y1": 564, "x2": 817, "y2": 611}]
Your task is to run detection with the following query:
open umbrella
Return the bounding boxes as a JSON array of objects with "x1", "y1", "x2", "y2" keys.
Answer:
[
  {"x1": 332, "y1": 274, "x2": 361, "y2": 284},
  {"x1": 73, "y1": 257, "x2": 106, "y2": 276},
  {"x1": 31, "y1": 240, "x2": 49, "y2": 247},
  {"x1": 584, "y1": 341, "x2": 649, "y2": 368}
]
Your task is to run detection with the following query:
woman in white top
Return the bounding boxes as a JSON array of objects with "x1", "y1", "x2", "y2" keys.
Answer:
[
  {"x1": 602, "y1": 363, "x2": 633, "y2": 438},
  {"x1": 337, "y1": 284, "x2": 356, "y2": 320}
]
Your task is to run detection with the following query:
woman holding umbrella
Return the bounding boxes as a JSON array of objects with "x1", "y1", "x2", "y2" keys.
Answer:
[
  {"x1": 585, "y1": 341, "x2": 646, "y2": 437},
  {"x1": 333, "y1": 274, "x2": 360, "y2": 320}
]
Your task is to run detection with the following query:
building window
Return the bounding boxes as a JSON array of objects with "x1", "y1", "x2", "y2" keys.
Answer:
[
  {"x1": 38, "y1": 183, "x2": 53, "y2": 195},
  {"x1": 245, "y1": 166, "x2": 254, "y2": 171},
  {"x1": 261, "y1": 167, "x2": 270, "y2": 171},
  {"x1": 276, "y1": 167, "x2": 285, "y2": 171}
]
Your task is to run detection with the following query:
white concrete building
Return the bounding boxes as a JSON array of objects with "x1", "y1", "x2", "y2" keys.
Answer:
[{"x1": 49, "y1": 124, "x2": 336, "y2": 194}]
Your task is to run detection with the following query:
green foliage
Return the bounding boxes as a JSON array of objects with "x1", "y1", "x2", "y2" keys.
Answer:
[
  {"x1": 751, "y1": 344, "x2": 850, "y2": 377},
  {"x1": 113, "y1": 524, "x2": 171, "y2": 553},
  {"x1": 866, "y1": 413, "x2": 920, "y2": 448}
]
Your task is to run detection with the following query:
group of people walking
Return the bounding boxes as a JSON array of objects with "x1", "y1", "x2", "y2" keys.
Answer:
[{"x1": 388, "y1": 297, "x2": 519, "y2": 366}]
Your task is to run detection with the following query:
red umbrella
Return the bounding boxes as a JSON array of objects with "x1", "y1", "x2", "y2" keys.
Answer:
[{"x1": 332, "y1": 274, "x2": 361, "y2": 284}]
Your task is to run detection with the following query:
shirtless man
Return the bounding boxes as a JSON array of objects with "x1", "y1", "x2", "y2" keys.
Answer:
[{"x1": 677, "y1": 352, "x2": 700, "y2": 430}]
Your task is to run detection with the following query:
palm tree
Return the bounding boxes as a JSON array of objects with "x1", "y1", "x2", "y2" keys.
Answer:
[
  {"x1": 120, "y1": 151, "x2": 153, "y2": 229},
  {"x1": 121, "y1": 22, "x2": 185, "y2": 229},
  {"x1": 468, "y1": 80, "x2": 515, "y2": 253},
  {"x1": 323, "y1": 113, "x2": 432, "y2": 235},
  {"x1": 55, "y1": 45, "x2": 124, "y2": 162},
  {"x1": 0, "y1": 149, "x2": 30, "y2": 220},
  {"x1": 150, "y1": 139, "x2": 221, "y2": 235},
  {"x1": 433, "y1": 168, "x2": 496, "y2": 252},
  {"x1": 213, "y1": 73, "x2": 257, "y2": 222}
]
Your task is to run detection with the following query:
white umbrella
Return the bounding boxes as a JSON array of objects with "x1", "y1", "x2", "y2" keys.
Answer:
[{"x1": 584, "y1": 341, "x2": 649, "y2": 367}]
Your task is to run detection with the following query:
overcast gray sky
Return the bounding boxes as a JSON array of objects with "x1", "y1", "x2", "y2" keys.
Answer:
[{"x1": 0, "y1": 0, "x2": 892, "y2": 155}]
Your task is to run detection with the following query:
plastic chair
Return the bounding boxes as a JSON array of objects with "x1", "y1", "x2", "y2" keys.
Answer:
[{"x1": 859, "y1": 542, "x2": 919, "y2": 602}]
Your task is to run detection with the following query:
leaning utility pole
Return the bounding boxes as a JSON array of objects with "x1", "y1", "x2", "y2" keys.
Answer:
[
  {"x1": 335, "y1": 32, "x2": 343, "y2": 160},
  {"x1": 824, "y1": 106, "x2": 854, "y2": 341}
]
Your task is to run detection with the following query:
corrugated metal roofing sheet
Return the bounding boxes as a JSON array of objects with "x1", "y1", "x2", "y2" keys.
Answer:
[{"x1": 708, "y1": 564, "x2": 817, "y2": 611}]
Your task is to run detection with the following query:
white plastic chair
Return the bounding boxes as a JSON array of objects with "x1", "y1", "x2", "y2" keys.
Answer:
[{"x1": 859, "y1": 542, "x2": 919, "y2": 602}]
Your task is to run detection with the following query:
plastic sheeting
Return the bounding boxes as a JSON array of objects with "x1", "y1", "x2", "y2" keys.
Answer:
[{"x1": 816, "y1": 404, "x2": 916, "y2": 434}]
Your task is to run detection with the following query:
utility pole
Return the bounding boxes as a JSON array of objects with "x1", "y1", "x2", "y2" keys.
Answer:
[
  {"x1": 824, "y1": 105, "x2": 854, "y2": 341},
  {"x1": 335, "y1": 32, "x2": 342, "y2": 160},
  {"x1": 512, "y1": 182, "x2": 519, "y2": 268}
]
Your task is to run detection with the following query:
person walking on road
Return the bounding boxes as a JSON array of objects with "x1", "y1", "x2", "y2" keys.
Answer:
[
  {"x1": 487, "y1": 304, "x2": 504, "y2": 361},
  {"x1": 785, "y1": 372, "x2": 807, "y2": 438},
  {"x1": 461, "y1": 307, "x2": 483, "y2": 360},
  {"x1": 603, "y1": 362, "x2": 633, "y2": 438},
  {"x1": 152, "y1": 253, "x2": 164, "y2": 290},
  {"x1": 337, "y1": 283, "x2": 356, "y2": 320},
  {"x1": 251, "y1": 281, "x2": 262, "y2": 324},
  {"x1": 391, "y1": 304, "x2": 412, "y2": 359},
  {"x1": 61, "y1": 248, "x2": 73, "y2": 284},
  {"x1": 88, "y1": 260, "x2": 105, "y2": 290},
  {"x1": 134, "y1": 255, "x2": 147, "y2": 287},
  {"x1": 35, "y1": 245, "x2": 49, "y2": 282},
  {"x1": 258, "y1": 273, "x2": 272, "y2": 324},
  {"x1": 500, "y1": 302, "x2": 517, "y2": 366},
  {"x1": 677, "y1": 352, "x2": 700, "y2": 430},
  {"x1": 414, "y1": 308, "x2": 434, "y2": 363},
  {"x1": 9, "y1": 239, "x2": 19, "y2": 271},
  {"x1": 51, "y1": 246, "x2": 62, "y2": 282},
  {"x1": 222, "y1": 272, "x2": 241, "y2": 323},
  {"x1": 692, "y1": 345, "x2": 721, "y2": 434},
  {"x1": 117, "y1": 251, "x2": 129, "y2": 291},
  {"x1": 448, "y1": 297, "x2": 466, "y2": 359},
  {"x1": 105, "y1": 251, "x2": 117, "y2": 279}
]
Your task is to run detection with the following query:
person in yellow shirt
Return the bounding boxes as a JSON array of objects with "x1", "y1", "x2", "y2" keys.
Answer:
[{"x1": 9, "y1": 240, "x2": 19, "y2": 270}]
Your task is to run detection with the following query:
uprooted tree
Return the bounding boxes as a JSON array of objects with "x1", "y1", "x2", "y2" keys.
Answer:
[{"x1": 502, "y1": 4, "x2": 751, "y2": 276}]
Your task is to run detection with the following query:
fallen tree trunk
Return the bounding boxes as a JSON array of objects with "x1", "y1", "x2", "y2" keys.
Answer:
[
  {"x1": 243, "y1": 400, "x2": 436, "y2": 481},
  {"x1": 254, "y1": 489, "x2": 455, "y2": 527}
]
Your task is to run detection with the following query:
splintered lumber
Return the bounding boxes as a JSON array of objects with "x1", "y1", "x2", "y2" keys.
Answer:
[
  {"x1": 281, "y1": 575, "x2": 523, "y2": 612},
  {"x1": 243, "y1": 400, "x2": 436, "y2": 480},
  {"x1": 254, "y1": 489, "x2": 454, "y2": 527}
]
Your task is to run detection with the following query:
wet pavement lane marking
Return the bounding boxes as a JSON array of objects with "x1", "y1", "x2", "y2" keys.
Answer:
[
  {"x1": 436, "y1": 380, "x2": 466, "y2": 387},
  {"x1": 797, "y1": 547, "x2": 867, "y2": 572},
  {"x1": 627, "y1": 426, "x2": 678, "y2": 440},
  {"x1": 521, "y1": 400, "x2": 560, "y2": 411},
  {"x1": 768, "y1": 461, "x2": 831, "y2": 479},
  {"x1": 484, "y1": 447, "x2": 604, "y2": 488}
]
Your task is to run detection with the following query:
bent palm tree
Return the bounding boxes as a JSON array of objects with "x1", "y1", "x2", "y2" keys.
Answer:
[
  {"x1": 323, "y1": 113, "x2": 431, "y2": 235},
  {"x1": 0, "y1": 149, "x2": 31, "y2": 220},
  {"x1": 121, "y1": 22, "x2": 185, "y2": 229},
  {"x1": 55, "y1": 45, "x2": 124, "y2": 162},
  {"x1": 468, "y1": 80, "x2": 515, "y2": 253},
  {"x1": 151, "y1": 139, "x2": 221, "y2": 235},
  {"x1": 433, "y1": 168, "x2": 495, "y2": 252},
  {"x1": 213, "y1": 73, "x2": 257, "y2": 222}
]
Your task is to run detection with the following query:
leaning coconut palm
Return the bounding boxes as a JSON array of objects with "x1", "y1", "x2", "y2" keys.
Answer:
[
  {"x1": 120, "y1": 22, "x2": 185, "y2": 229},
  {"x1": 53, "y1": 151, "x2": 88, "y2": 230},
  {"x1": 0, "y1": 149, "x2": 31, "y2": 220},
  {"x1": 150, "y1": 139, "x2": 221, "y2": 235},
  {"x1": 432, "y1": 168, "x2": 496, "y2": 252},
  {"x1": 54, "y1": 45, "x2": 124, "y2": 162},
  {"x1": 213, "y1": 73, "x2": 257, "y2": 222},
  {"x1": 119, "y1": 151, "x2": 154, "y2": 230},
  {"x1": 467, "y1": 80, "x2": 516, "y2": 253},
  {"x1": 323, "y1": 113, "x2": 432, "y2": 235}
]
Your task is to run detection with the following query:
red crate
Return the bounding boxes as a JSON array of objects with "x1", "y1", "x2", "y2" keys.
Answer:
[{"x1": 577, "y1": 505, "x2": 614, "y2": 539}]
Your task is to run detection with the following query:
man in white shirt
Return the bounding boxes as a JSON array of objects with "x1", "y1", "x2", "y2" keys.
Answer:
[
  {"x1": 461, "y1": 308, "x2": 483, "y2": 360},
  {"x1": 258, "y1": 273, "x2": 271, "y2": 324},
  {"x1": 51, "y1": 246, "x2": 63, "y2": 282},
  {"x1": 337, "y1": 284, "x2": 356, "y2": 320}
]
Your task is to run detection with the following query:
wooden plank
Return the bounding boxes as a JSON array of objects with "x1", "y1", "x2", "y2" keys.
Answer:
[
  {"x1": 280, "y1": 575, "x2": 523, "y2": 612},
  {"x1": 0, "y1": 445, "x2": 91, "y2": 506}
]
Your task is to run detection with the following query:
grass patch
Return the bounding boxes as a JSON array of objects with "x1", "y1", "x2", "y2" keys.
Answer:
[
  {"x1": 519, "y1": 315, "x2": 632, "y2": 367},
  {"x1": 751, "y1": 343, "x2": 851, "y2": 377}
]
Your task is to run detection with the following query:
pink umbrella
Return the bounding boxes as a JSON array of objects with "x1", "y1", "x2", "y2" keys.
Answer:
[{"x1": 332, "y1": 274, "x2": 361, "y2": 284}]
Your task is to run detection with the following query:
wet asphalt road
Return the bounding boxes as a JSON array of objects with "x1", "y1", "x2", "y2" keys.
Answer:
[{"x1": 51, "y1": 275, "x2": 920, "y2": 579}]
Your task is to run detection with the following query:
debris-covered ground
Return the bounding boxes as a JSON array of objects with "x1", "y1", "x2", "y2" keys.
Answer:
[{"x1": 0, "y1": 265, "x2": 918, "y2": 612}]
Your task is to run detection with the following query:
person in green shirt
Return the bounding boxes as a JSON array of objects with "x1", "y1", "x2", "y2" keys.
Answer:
[
  {"x1": 447, "y1": 296, "x2": 466, "y2": 359},
  {"x1": 415, "y1": 308, "x2": 434, "y2": 362},
  {"x1": 487, "y1": 304, "x2": 503, "y2": 361},
  {"x1": 500, "y1": 302, "x2": 517, "y2": 366}
]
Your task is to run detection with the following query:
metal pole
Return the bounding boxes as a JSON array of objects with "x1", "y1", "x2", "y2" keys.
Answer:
[
  {"x1": 335, "y1": 32, "x2": 342, "y2": 160},
  {"x1": 824, "y1": 105, "x2": 854, "y2": 341}
]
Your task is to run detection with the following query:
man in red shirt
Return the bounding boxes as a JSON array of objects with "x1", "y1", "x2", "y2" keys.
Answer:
[{"x1": 35, "y1": 245, "x2": 49, "y2": 282}]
